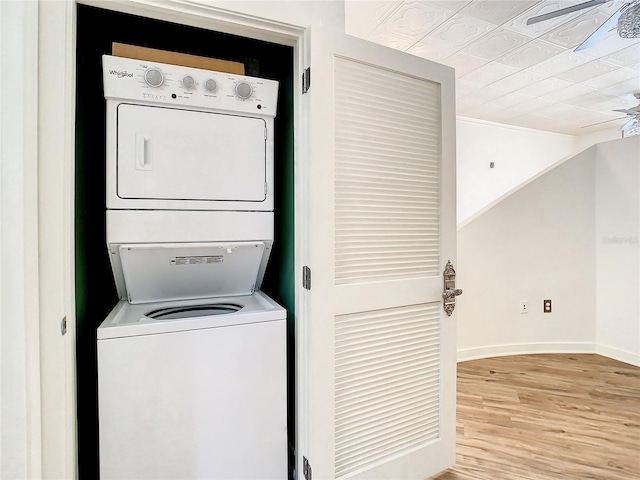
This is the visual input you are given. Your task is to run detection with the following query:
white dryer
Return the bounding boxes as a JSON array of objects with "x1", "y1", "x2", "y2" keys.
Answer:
[
  {"x1": 103, "y1": 54, "x2": 278, "y2": 212},
  {"x1": 97, "y1": 56, "x2": 286, "y2": 480}
]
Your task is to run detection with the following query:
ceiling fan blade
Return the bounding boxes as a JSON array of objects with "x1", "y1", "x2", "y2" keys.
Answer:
[
  {"x1": 574, "y1": 5, "x2": 628, "y2": 51},
  {"x1": 526, "y1": 0, "x2": 608, "y2": 25},
  {"x1": 581, "y1": 116, "x2": 629, "y2": 128},
  {"x1": 619, "y1": 117, "x2": 637, "y2": 131}
]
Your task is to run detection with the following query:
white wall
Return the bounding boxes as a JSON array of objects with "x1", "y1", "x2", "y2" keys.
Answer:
[
  {"x1": 457, "y1": 137, "x2": 640, "y2": 366},
  {"x1": 595, "y1": 137, "x2": 640, "y2": 366},
  {"x1": 457, "y1": 146, "x2": 597, "y2": 360},
  {"x1": 207, "y1": 0, "x2": 345, "y2": 30},
  {"x1": 456, "y1": 117, "x2": 623, "y2": 227},
  {"x1": 0, "y1": 1, "x2": 42, "y2": 478},
  {"x1": 575, "y1": 127, "x2": 622, "y2": 152},
  {"x1": 456, "y1": 117, "x2": 577, "y2": 225}
]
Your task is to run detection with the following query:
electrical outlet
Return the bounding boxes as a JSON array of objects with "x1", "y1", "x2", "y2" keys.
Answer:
[
  {"x1": 520, "y1": 301, "x2": 528, "y2": 314},
  {"x1": 544, "y1": 299, "x2": 552, "y2": 313}
]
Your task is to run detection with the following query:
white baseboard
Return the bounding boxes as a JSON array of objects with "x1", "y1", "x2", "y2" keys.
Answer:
[
  {"x1": 457, "y1": 342, "x2": 596, "y2": 363},
  {"x1": 595, "y1": 344, "x2": 640, "y2": 367}
]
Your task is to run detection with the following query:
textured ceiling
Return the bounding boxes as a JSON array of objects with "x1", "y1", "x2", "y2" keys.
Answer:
[{"x1": 345, "y1": 0, "x2": 640, "y2": 135}]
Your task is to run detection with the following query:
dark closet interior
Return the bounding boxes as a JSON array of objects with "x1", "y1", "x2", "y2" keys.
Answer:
[{"x1": 75, "y1": 5, "x2": 295, "y2": 478}]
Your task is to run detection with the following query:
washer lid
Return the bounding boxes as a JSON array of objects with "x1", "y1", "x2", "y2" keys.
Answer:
[{"x1": 118, "y1": 242, "x2": 265, "y2": 304}]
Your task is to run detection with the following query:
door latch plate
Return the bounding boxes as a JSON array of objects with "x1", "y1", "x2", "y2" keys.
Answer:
[{"x1": 443, "y1": 260, "x2": 462, "y2": 316}]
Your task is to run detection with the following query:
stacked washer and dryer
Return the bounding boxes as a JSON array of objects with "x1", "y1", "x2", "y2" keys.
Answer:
[{"x1": 98, "y1": 55, "x2": 287, "y2": 479}]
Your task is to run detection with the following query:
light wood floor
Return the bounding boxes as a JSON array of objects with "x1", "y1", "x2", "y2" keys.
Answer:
[{"x1": 431, "y1": 354, "x2": 640, "y2": 480}]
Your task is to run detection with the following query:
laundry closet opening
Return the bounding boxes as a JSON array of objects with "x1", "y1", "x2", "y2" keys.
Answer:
[{"x1": 75, "y1": 5, "x2": 295, "y2": 478}]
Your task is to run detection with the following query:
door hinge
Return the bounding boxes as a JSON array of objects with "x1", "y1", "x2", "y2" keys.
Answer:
[
  {"x1": 302, "y1": 67, "x2": 311, "y2": 94},
  {"x1": 302, "y1": 266, "x2": 311, "y2": 290},
  {"x1": 264, "y1": 126, "x2": 268, "y2": 140},
  {"x1": 303, "y1": 457, "x2": 312, "y2": 480},
  {"x1": 61, "y1": 316, "x2": 67, "y2": 335},
  {"x1": 264, "y1": 182, "x2": 268, "y2": 195}
]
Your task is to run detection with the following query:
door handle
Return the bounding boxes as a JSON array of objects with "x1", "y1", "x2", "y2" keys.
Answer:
[
  {"x1": 443, "y1": 260, "x2": 462, "y2": 316},
  {"x1": 136, "y1": 133, "x2": 152, "y2": 171},
  {"x1": 443, "y1": 288, "x2": 463, "y2": 301}
]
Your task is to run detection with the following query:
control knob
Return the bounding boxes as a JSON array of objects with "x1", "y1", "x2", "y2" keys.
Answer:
[
  {"x1": 204, "y1": 79, "x2": 218, "y2": 93},
  {"x1": 144, "y1": 67, "x2": 164, "y2": 88},
  {"x1": 181, "y1": 75, "x2": 196, "y2": 90},
  {"x1": 235, "y1": 81, "x2": 253, "y2": 100}
]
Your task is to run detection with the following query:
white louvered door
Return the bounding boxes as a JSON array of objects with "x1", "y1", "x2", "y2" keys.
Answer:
[{"x1": 299, "y1": 28, "x2": 457, "y2": 480}]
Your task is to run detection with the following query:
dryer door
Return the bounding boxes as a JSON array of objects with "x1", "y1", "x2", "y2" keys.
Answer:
[{"x1": 116, "y1": 104, "x2": 267, "y2": 203}]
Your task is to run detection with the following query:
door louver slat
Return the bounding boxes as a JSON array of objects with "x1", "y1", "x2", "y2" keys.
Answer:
[
  {"x1": 334, "y1": 303, "x2": 441, "y2": 477},
  {"x1": 334, "y1": 56, "x2": 440, "y2": 285},
  {"x1": 335, "y1": 370, "x2": 439, "y2": 404}
]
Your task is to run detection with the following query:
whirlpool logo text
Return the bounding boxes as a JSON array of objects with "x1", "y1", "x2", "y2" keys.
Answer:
[{"x1": 109, "y1": 70, "x2": 133, "y2": 78}]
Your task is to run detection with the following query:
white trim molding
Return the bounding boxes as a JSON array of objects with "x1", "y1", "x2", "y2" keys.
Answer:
[
  {"x1": 458, "y1": 342, "x2": 639, "y2": 367},
  {"x1": 457, "y1": 343, "x2": 597, "y2": 363},
  {"x1": 0, "y1": 1, "x2": 42, "y2": 478},
  {"x1": 38, "y1": 1, "x2": 78, "y2": 478},
  {"x1": 595, "y1": 344, "x2": 640, "y2": 367}
]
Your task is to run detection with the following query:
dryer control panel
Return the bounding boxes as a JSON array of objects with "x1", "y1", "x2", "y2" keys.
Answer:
[{"x1": 102, "y1": 55, "x2": 279, "y2": 116}]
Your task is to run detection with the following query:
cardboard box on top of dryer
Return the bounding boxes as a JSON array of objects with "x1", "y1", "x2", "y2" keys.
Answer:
[{"x1": 112, "y1": 42, "x2": 245, "y2": 74}]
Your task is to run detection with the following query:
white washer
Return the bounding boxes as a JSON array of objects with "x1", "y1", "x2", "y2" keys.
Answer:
[
  {"x1": 98, "y1": 56, "x2": 286, "y2": 479},
  {"x1": 98, "y1": 292, "x2": 286, "y2": 480}
]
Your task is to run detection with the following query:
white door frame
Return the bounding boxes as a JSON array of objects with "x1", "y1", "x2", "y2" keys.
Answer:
[{"x1": 38, "y1": 1, "x2": 309, "y2": 478}]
